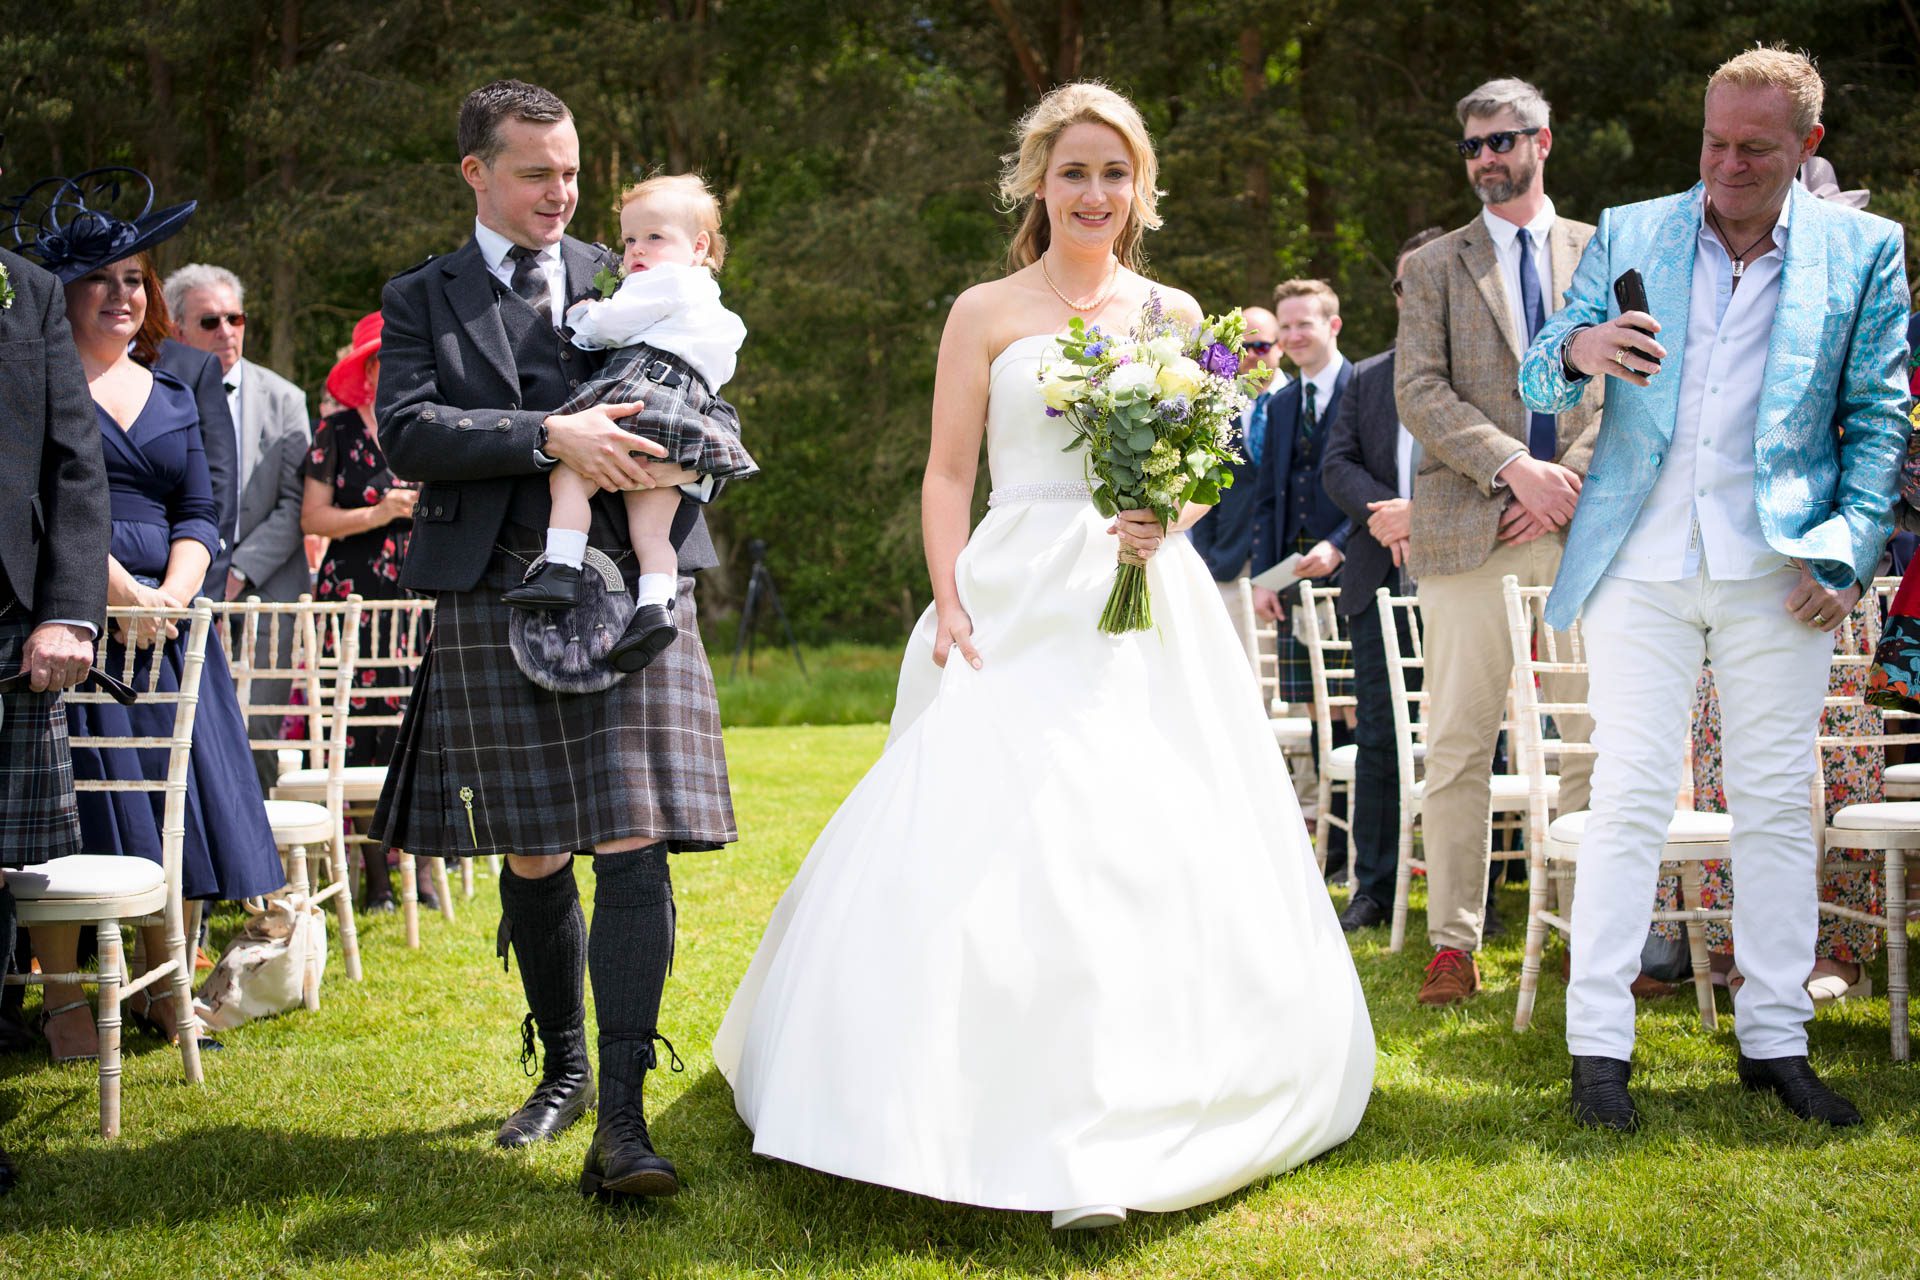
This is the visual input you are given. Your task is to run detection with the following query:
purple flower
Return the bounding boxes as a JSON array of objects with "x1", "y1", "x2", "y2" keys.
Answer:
[
  {"x1": 1044, "y1": 406, "x2": 1064, "y2": 417},
  {"x1": 1202, "y1": 342, "x2": 1239, "y2": 378},
  {"x1": 1156, "y1": 396, "x2": 1191, "y2": 422},
  {"x1": 1085, "y1": 341, "x2": 1107, "y2": 358}
]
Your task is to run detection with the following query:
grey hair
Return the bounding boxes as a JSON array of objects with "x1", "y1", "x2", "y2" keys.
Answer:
[
  {"x1": 162, "y1": 263, "x2": 245, "y2": 319},
  {"x1": 1455, "y1": 77, "x2": 1551, "y2": 130}
]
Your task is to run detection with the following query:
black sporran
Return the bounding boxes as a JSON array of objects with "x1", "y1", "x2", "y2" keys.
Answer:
[{"x1": 507, "y1": 550, "x2": 634, "y2": 695}]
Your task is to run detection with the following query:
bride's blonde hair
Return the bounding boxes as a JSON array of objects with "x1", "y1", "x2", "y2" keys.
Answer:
[{"x1": 998, "y1": 82, "x2": 1163, "y2": 274}]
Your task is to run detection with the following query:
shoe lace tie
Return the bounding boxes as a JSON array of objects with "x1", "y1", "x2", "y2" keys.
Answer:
[{"x1": 1424, "y1": 949, "x2": 1470, "y2": 979}]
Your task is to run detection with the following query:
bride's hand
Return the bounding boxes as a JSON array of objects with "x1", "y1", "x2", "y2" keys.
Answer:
[
  {"x1": 933, "y1": 606, "x2": 982, "y2": 670},
  {"x1": 1109, "y1": 509, "x2": 1167, "y2": 562}
]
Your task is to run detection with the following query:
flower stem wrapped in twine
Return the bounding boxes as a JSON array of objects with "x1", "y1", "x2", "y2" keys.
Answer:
[{"x1": 1099, "y1": 545, "x2": 1152, "y2": 634}]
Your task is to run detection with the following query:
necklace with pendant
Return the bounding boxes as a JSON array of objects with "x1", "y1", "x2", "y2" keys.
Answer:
[
  {"x1": 1039, "y1": 252, "x2": 1118, "y2": 312},
  {"x1": 1706, "y1": 203, "x2": 1772, "y2": 279}
]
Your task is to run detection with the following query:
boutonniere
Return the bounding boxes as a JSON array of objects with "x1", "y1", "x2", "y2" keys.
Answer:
[
  {"x1": 591, "y1": 262, "x2": 624, "y2": 301},
  {"x1": 0, "y1": 260, "x2": 14, "y2": 312}
]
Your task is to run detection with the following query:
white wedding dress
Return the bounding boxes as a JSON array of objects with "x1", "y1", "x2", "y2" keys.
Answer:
[{"x1": 713, "y1": 332, "x2": 1374, "y2": 1214}]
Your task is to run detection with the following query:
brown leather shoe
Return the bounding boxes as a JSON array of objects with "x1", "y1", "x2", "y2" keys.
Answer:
[{"x1": 1417, "y1": 948, "x2": 1480, "y2": 1006}]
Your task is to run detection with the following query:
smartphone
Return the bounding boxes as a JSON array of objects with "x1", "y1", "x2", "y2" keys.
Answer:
[{"x1": 1611, "y1": 269, "x2": 1662, "y2": 367}]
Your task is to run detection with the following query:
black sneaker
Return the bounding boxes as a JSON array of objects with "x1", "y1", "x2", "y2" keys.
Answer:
[
  {"x1": 609, "y1": 603, "x2": 677, "y2": 673},
  {"x1": 503, "y1": 560, "x2": 585, "y2": 610}
]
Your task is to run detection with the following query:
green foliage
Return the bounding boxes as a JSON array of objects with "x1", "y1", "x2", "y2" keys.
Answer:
[{"x1": 5, "y1": 1, "x2": 1915, "y2": 640}]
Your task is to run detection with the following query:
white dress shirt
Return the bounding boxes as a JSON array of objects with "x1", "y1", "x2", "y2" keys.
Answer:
[
  {"x1": 1395, "y1": 423, "x2": 1420, "y2": 502},
  {"x1": 472, "y1": 219, "x2": 565, "y2": 321},
  {"x1": 1480, "y1": 198, "x2": 1558, "y2": 353},
  {"x1": 1297, "y1": 351, "x2": 1346, "y2": 430},
  {"x1": 1606, "y1": 191, "x2": 1791, "y2": 583}
]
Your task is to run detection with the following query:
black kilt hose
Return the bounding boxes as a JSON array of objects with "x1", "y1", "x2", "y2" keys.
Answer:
[
  {"x1": 0, "y1": 613, "x2": 82, "y2": 866},
  {"x1": 558, "y1": 345, "x2": 756, "y2": 481},
  {"x1": 371, "y1": 530, "x2": 737, "y2": 860}
]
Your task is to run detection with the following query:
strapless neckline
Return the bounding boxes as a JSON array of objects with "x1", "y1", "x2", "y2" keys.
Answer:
[{"x1": 989, "y1": 331, "x2": 1059, "y2": 374}]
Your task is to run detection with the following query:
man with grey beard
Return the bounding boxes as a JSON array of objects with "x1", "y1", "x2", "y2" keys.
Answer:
[{"x1": 1392, "y1": 77, "x2": 1603, "y2": 1005}]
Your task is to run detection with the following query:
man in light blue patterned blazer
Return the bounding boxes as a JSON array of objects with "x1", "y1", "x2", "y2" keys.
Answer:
[{"x1": 1520, "y1": 47, "x2": 1910, "y2": 1133}]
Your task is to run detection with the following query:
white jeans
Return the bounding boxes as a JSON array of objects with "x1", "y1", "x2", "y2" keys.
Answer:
[{"x1": 1569, "y1": 565, "x2": 1834, "y2": 1060}]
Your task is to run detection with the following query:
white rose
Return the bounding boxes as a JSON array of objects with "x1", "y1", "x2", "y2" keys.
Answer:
[
  {"x1": 1038, "y1": 368, "x2": 1085, "y2": 411},
  {"x1": 1145, "y1": 334, "x2": 1185, "y2": 367},
  {"x1": 1106, "y1": 363, "x2": 1159, "y2": 401},
  {"x1": 1156, "y1": 356, "x2": 1206, "y2": 400}
]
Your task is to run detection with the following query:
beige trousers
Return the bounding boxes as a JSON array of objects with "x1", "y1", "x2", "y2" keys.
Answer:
[{"x1": 1417, "y1": 537, "x2": 1592, "y2": 952}]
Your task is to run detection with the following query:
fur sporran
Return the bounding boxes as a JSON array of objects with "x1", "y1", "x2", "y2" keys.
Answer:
[{"x1": 507, "y1": 548, "x2": 635, "y2": 695}]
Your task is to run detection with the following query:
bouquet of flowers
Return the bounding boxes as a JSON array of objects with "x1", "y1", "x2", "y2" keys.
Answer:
[{"x1": 1038, "y1": 293, "x2": 1271, "y2": 633}]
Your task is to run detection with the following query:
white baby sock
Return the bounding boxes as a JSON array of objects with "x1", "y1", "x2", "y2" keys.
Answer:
[
  {"x1": 544, "y1": 528, "x2": 589, "y2": 570},
  {"x1": 635, "y1": 573, "x2": 676, "y2": 609}
]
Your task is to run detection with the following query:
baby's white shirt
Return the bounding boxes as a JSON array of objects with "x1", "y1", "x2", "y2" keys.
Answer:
[{"x1": 564, "y1": 262, "x2": 746, "y2": 391}]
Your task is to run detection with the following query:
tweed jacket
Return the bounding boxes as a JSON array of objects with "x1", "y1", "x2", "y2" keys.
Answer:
[
  {"x1": 1394, "y1": 213, "x2": 1604, "y2": 578},
  {"x1": 0, "y1": 248, "x2": 109, "y2": 628},
  {"x1": 1320, "y1": 346, "x2": 1403, "y2": 617},
  {"x1": 1522, "y1": 182, "x2": 1911, "y2": 629},
  {"x1": 229, "y1": 358, "x2": 314, "y2": 603},
  {"x1": 376, "y1": 235, "x2": 724, "y2": 594}
]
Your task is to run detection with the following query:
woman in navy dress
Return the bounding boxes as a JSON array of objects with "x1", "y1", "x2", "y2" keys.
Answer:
[{"x1": 30, "y1": 244, "x2": 284, "y2": 1061}]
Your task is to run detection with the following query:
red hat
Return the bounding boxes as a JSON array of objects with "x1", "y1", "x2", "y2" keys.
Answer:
[{"x1": 325, "y1": 310, "x2": 384, "y2": 409}]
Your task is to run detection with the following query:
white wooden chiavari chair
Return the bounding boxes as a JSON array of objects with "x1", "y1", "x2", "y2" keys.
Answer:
[
  {"x1": 213, "y1": 595, "x2": 365, "y2": 983},
  {"x1": 1501, "y1": 576, "x2": 1733, "y2": 1033},
  {"x1": 271, "y1": 596, "x2": 450, "y2": 948},
  {"x1": 1378, "y1": 586, "x2": 1556, "y2": 953},
  {"x1": 2, "y1": 602, "x2": 214, "y2": 1137},
  {"x1": 1816, "y1": 589, "x2": 1920, "y2": 1059},
  {"x1": 1236, "y1": 577, "x2": 1313, "y2": 767},
  {"x1": 1297, "y1": 585, "x2": 1356, "y2": 876}
]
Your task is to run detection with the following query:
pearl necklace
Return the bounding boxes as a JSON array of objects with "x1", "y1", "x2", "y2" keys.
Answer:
[{"x1": 1039, "y1": 251, "x2": 1118, "y2": 313}]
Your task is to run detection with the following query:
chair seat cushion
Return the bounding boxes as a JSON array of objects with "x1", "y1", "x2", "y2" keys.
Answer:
[
  {"x1": 1829, "y1": 800, "x2": 1920, "y2": 831},
  {"x1": 265, "y1": 800, "x2": 334, "y2": 843},
  {"x1": 1271, "y1": 717, "x2": 1312, "y2": 749},
  {"x1": 1411, "y1": 772, "x2": 1554, "y2": 808},
  {"x1": 1546, "y1": 808, "x2": 1734, "y2": 855},
  {"x1": 273, "y1": 765, "x2": 388, "y2": 798},
  {"x1": 1880, "y1": 763, "x2": 1920, "y2": 790},
  {"x1": 7, "y1": 854, "x2": 165, "y2": 901}
]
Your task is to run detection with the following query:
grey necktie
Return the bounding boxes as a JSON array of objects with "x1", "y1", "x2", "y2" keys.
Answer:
[{"x1": 505, "y1": 245, "x2": 552, "y2": 324}]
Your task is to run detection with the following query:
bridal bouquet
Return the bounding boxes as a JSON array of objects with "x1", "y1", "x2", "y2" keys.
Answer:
[{"x1": 1038, "y1": 294, "x2": 1270, "y2": 633}]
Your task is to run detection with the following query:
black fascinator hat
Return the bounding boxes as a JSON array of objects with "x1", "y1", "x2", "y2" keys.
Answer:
[{"x1": 2, "y1": 167, "x2": 196, "y2": 283}]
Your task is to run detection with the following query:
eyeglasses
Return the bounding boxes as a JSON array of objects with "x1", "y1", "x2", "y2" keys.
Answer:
[
  {"x1": 1243, "y1": 341, "x2": 1276, "y2": 354},
  {"x1": 195, "y1": 312, "x2": 246, "y2": 332},
  {"x1": 1455, "y1": 127, "x2": 1541, "y2": 159}
]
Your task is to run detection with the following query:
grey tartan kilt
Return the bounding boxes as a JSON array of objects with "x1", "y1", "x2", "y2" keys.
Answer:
[
  {"x1": 0, "y1": 615, "x2": 82, "y2": 865},
  {"x1": 557, "y1": 344, "x2": 758, "y2": 480},
  {"x1": 369, "y1": 544, "x2": 738, "y2": 860}
]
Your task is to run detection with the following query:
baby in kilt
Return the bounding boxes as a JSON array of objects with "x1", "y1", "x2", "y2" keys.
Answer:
[{"x1": 504, "y1": 172, "x2": 755, "y2": 671}]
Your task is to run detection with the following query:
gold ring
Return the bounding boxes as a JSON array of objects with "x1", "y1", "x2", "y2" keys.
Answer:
[{"x1": 1614, "y1": 348, "x2": 1629, "y2": 368}]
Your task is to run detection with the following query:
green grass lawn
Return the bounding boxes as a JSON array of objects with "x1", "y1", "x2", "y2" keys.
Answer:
[
  {"x1": 4, "y1": 723, "x2": 1917, "y2": 1278},
  {"x1": 712, "y1": 643, "x2": 901, "y2": 727}
]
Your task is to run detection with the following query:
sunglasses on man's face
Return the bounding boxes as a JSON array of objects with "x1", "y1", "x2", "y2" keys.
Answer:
[
  {"x1": 1243, "y1": 340, "x2": 1276, "y2": 354},
  {"x1": 1456, "y1": 127, "x2": 1541, "y2": 159},
  {"x1": 195, "y1": 312, "x2": 246, "y2": 332}
]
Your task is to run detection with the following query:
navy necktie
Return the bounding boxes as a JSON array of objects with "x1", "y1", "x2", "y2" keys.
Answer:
[
  {"x1": 1245, "y1": 392, "x2": 1271, "y2": 467},
  {"x1": 1517, "y1": 229, "x2": 1557, "y2": 461}
]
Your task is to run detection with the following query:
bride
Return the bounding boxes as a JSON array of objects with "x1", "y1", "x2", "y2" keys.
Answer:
[{"x1": 713, "y1": 81, "x2": 1374, "y2": 1230}]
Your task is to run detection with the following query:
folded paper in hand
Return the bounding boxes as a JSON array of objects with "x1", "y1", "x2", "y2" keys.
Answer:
[{"x1": 1251, "y1": 553, "x2": 1308, "y2": 595}]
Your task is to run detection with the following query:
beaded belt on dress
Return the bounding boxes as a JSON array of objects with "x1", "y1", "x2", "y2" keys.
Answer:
[{"x1": 987, "y1": 481, "x2": 1091, "y2": 508}]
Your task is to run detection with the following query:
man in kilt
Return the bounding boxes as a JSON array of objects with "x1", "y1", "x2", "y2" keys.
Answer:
[
  {"x1": 369, "y1": 80, "x2": 738, "y2": 1202},
  {"x1": 0, "y1": 206, "x2": 113, "y2": 1193}
]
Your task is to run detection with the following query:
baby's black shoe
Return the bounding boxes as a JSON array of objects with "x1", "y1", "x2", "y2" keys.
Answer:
[
  {"x1": 609, "y1": 602, "x2": 677, "y2": 673},
  {"x1": 504, "y1": 560, "x2": 585, "y2": 610}
]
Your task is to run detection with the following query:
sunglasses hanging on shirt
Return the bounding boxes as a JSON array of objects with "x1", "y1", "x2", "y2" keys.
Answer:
[{"x1": 1455, "y1": 127, "x2": 1541, "y2": 159}]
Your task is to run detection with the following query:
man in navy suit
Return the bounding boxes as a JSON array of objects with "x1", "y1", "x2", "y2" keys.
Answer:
[
  {"x1": 1250, "y1": 278, "x2": 1355, "y2": 874},
  {"x1": 1320, "y1": 228, "x2": 1445, "y2": 930},
  {"x1": 1191, "y1": 305, "x2": 1284, "y2": 654}
]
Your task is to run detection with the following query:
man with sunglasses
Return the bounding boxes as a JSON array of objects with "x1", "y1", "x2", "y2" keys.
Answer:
[
  {"x1": 165, "y1": 264, "x2": 312, "y2": 795},
  {"x1": 1394, "y1": 77, "x2": 1603, "y2": 1007},
  {"x1": 1191, "y1": 304, "x2": 1285, "y2": 654},
  {"x1": 0, "y1": 137, "x2": 113, "y2": 1194}
]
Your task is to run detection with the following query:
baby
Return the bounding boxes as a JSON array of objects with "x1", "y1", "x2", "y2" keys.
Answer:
[{"x1": 503, "y1": 173, "x2": 754, "y2": 673}]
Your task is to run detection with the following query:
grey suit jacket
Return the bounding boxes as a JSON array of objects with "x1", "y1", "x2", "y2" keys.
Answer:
[
  {"x1": 0, "y1": 247, "x2": 110, "y2": 628},
  {"x1": 230, "y1": 358, "x2": 313, "y2": 602},
  {"x1": 1320, "y1": 346, "x2": 1403, "y2": 617},
  {"x1": 1393, "y1": 215, "x2": 1604, "y2": 578}
]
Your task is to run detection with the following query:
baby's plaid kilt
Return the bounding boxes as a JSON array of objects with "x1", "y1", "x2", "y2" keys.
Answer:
[
  {"x1": 370, "y1": 533, "x2": 737, "y2": 860},
  {"x1": 558, "y1": 344, "x2": 757, "y2": 480},
  {"x1": 0, "y1": 611, "x2": 83, "y2": 866}
]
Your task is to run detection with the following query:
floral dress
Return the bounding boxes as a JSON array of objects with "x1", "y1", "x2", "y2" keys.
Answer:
[
  {"x1": 304, "y1": 409, "x2": 414, "y2": 767},
  {"x1": 1658, "y1": 593, "x2": 1883, "y2": 962}
]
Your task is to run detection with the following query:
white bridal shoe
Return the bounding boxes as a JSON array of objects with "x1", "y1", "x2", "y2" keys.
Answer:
[{"x1": 1050, "y1": 1205, "x2": 1128, "y2": 1231}]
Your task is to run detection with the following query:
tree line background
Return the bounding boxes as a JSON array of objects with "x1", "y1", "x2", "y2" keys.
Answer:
[{"x1": 6, "y1": 0, "x2": 1917, "y2": 640}]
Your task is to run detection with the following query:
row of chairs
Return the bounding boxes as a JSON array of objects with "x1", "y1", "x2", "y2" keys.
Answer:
[
  {"x1": 1246, "y1": 575, "x2": 1917, "y2": 1061},
  {"x1": 4, "y1": 594, "x2": 452, "y2": 1138}
]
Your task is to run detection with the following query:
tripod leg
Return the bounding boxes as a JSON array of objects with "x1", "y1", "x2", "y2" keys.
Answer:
[
  {"x1": 731, "y1": 570, "x2": 764, "y2": 679},
  {"x1": 763, "y1": 578, "x2": 808, "y2": 679}
]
